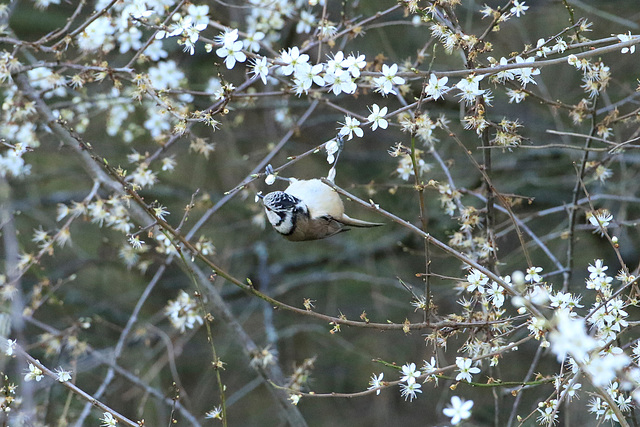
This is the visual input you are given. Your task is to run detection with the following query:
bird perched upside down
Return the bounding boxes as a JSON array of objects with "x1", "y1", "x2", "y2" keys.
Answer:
[{"x1": 262, "y1": 178, "x2": 383, "y2": 241}]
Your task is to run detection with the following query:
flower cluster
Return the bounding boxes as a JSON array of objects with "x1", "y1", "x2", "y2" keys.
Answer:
[
  {"x1": 164, "y1": 290, "x2": 204, "y2": 333},
  {"x1": 24, "y1": 362, "x2": 44, "y2": 382},
  {"x1": 215, "y1": 29, "x2": 247, "y2": 69},
  {"x1": 521, "y1": 259, "x2": 639, "y2": 422},
  {"x1": 157, "y1": 5, "x2": 209, "y2": 55},
  {"x1": 0, "y1": 143, "x2": 31, "y2": 179},
  {"x1": 587, "y1": 209, "x2": 614, "y2": 236},
  {"x1": 443, "y1": 396, "x2": 474, "y2": 425},
  {"x1": 399, "y1": 363, "x2": 422, "y2": 401}
]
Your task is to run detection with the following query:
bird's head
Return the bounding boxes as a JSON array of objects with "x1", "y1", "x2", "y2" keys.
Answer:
[{"x1": 262, "y1": 191, "x2": 308, "y2": 235}]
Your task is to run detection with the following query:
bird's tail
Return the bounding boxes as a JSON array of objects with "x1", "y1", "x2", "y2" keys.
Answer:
[{"x1": 339, "y1": 214, "x2": 384, "y2": 228}]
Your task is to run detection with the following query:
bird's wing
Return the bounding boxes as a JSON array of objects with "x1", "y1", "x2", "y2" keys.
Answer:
[{"x1": 285, "y1": 215, "x2": 345, "y2": 241}]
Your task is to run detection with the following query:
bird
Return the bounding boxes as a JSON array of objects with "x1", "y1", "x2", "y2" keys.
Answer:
[{"x1": 261, "y1": 178, "x2": 383, "y2": 241}]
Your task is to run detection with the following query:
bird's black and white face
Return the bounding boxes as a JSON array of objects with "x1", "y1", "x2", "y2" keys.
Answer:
[{"x1": 262, "y1": 191, "x2": 308, "y2": 236}]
